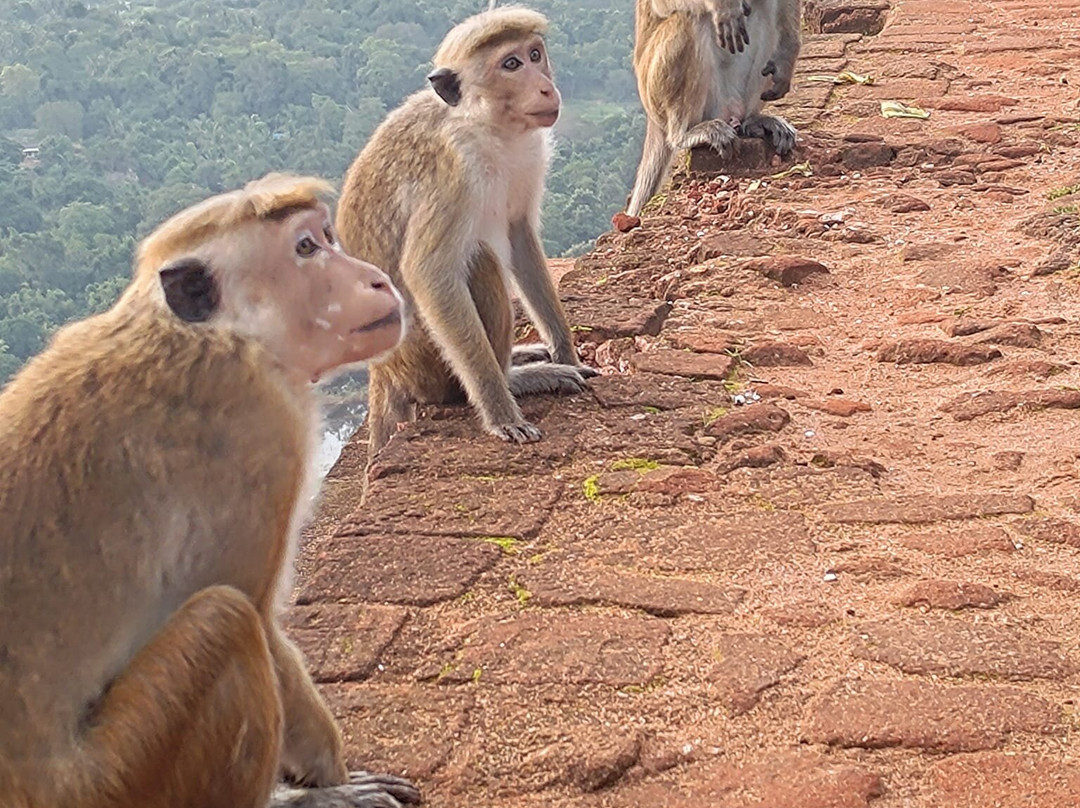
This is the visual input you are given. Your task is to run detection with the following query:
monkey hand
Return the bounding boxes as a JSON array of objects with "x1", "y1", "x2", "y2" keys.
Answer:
[
  {"x1": 712, "y1": 0, "x2": 751, "y2": 54},
  {"x1": 575, "y1": 363, "x2": 600, "y2": 379},
  {"x1": 761, "y1": 59, "x2": 793, "y2": 101}
]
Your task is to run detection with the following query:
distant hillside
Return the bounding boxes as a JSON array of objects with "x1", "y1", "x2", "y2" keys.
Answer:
[{"x1": 0, "y1": 0, "x2": 645, "y2": 380}]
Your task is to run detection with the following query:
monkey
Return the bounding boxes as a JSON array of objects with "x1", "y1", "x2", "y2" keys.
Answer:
[
  {"x1": 336, "y1": 5, "x2": 597, "y2": 460},
  {"x1": 622, "y1": 0, "x2": 802, "y2": 218},
  {"x1": 0, "y1": 174, "x2": 422, "y2": 808}
]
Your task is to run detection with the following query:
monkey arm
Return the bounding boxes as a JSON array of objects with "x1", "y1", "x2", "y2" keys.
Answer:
[
  {"x1": 507, "y1": 219, "x2": 579, "y2": 368},
  {"x1": 762, "y1": 0, "x2": 801, "y2": 100},
  {"x1": 400, "y1": 208, "x2": 524, "y2": 431},
  {"x1": 651, "y1": 0, "x2": 750, "y2": 54},
  {"x1": 264, "y1": 624, "x2": 348, "y2": 787}
]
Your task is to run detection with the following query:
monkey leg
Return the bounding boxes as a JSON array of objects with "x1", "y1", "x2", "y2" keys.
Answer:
[
  {"x1": 677, "y1": 118, "x2": 738, "y2": 157},
  {"x1": 511, "y1": 343, "x2": 552, "y2": 365},
  {"x1": 69, "y1": 585, "x2": 282, "y2": 808},
  {"x1": 508, "y1": 362, "x2": 589, "y2": 398},
  {"x1": 365, "y1": 370, "x2": 414, "y2": 461},
  {"x1": 738, "y1": 114, "x2": 797, "y2": 156},
  {"x1": 626, "y1": 117, "x2": 674, "y2": 217}
]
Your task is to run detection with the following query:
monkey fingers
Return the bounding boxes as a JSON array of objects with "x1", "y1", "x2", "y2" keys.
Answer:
[
  {"x1": 738, "y1": 114, "x2": 797, "y2": 156},
  {"x1": 270, "y1": 772, "x2": 421, "y2": 808},
  {"x1": 490, "y1": 420, "x2": 544, "y2": 443},
  {"x1": 680, "y1": 118, "x2": 738, "y2": 157},
  {"x1": 576, "y1": 364, "x2": 601, "y2": 379},
  {"x1": 713, "y1": 7, "x2": 750, "y2": 54}
]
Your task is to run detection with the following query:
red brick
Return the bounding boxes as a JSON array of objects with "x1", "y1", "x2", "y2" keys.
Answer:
[
  {"x1": 853, "y1": 618, "x2": 1077, "y2": 680},
  {"x1": 804, "y1": 679, "x2": 1061, "y2": 752},
  {"x1": 929, "y1": 753, "x2": 1080, "y2": 808},
  {"x1": 892, "y1": 580, "x2": 1007, "y2": 610}
]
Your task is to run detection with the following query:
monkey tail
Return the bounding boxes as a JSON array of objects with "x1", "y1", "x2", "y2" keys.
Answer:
[{"x1": 626, "y1": 117, "x2": 673, "y2": 218}]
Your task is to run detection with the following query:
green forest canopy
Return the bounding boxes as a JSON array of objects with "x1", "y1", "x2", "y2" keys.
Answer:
[{"x1": 0, "y1": 0, "x2": 646, "y2": 381}]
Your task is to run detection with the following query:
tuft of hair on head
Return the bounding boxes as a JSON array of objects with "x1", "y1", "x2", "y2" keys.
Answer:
[
  {"x1": 136, "y1": 173, "x2": 335, "y2": 273},
  {"x1": 433, "y1": 5, "x2": 549, "y2": 69}
]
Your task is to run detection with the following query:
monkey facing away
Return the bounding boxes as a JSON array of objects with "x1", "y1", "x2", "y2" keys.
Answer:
[
  {"x1": 0, "y1": 175, "x2": 421, "y2": 808},
  {"x1": 336, "y1": 5, "x2": 597, "y2": 460},
  {"x1": 623, "y1": 0, "x2": 802, "y2": 218}
]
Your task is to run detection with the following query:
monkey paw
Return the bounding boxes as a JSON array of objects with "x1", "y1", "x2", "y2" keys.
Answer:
[
  {"x1": 575, "y1": 363, "x2": 601, "y2": 379},
  {"x1": 682, "y1": 118, "x2": 738, "y2": 157},
  {"x1": 760, "y1": 60, "x2": 793, "y2": 102},
  {"x1": 490, "y1": 421, "x2": 544, "y2": 443},
  {"x1": 511, "y1": 343, "x2": 553, "y2": 365},
  {"x1": 738, "y1": 115, "x2": 797, "y2": 157},
  {"x1": 508, "y1": 362, "x2": 590, "y2": 398},
  {"x1": 712, "y1": 0, "x2": 751, "y2": 54},
  {"x1": 271, "y1": 771, "x2": 421, "y2": 808}
]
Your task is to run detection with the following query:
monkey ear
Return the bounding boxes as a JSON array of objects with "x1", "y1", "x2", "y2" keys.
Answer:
[
  {"x1": 427, "y1": 67, "x2": 462, "y2": 106},
  {"x1": 159, "y1": 258, "x2": 219, "y2": 323}
]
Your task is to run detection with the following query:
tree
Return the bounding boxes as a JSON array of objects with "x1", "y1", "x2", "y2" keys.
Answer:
[{"x1": 0, "y1": 316, "x2": 45, "y2": 360}]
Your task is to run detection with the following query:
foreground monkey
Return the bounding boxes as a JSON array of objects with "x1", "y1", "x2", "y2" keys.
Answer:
[
  {"x1": 337, "y1": 5, "x2": 596, "y2": 459},
  {"x1": 0, "y1": 175, "x2": 421, "y2": 808},
  {"x1": 623, "y1": 0, "x2": 802, "y2": 218}
]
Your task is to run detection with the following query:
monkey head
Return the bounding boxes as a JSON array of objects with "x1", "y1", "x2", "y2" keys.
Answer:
[
  {"x1": 428, "y1": 6, "x2": 560, "y2": 132},
  {"x1": 133, "y1": 174, "x2": 404, "y2": 385}
]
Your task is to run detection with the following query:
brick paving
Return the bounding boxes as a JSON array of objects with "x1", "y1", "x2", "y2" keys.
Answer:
[{"x1": 289, "y1": 1, "x2": 1080, "y2": 804}]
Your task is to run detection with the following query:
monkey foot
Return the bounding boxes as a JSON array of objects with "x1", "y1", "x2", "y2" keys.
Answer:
[
  {"x1": 271, "y1": 771, "x2": 421, "y2": 807},
  {"x1": 612, "y1": 212, "x2": 642, "y2": 232},
  {"x1": 511, "y1": 343, "x2": 553, "y2": 365},
  {"x1": 738, "y1": 115, "x2": 797, "y2": 157}
]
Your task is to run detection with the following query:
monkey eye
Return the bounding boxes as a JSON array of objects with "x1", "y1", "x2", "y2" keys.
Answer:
[
  {"x1": 296, "y1": 235, "x2": 319, "y2": 258},
  {"x1": 529, "y1": 48, "x2": 542, "y2": 62},
  {"x1": 323, "y1": 225, "x2": 335, "y2": 245},
  {"x1": 502, "y1": 55, "x2": 523, "y2": 71}
]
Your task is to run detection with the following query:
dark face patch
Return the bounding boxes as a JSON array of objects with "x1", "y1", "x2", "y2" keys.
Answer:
[
  {"x1": 428, "y1": 67, "x2": 462, "y2": 106},
  {"x1": 159, "y1": 257, "x2": 219, "y2": 323}
]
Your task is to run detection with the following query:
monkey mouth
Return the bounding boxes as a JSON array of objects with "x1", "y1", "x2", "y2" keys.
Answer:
[
  {"x1": 528, "y1": 109, "x2": 560, "y2": 127},
  {"x1": 352, "y1": 309, "x2": 401, "y2": 334}
]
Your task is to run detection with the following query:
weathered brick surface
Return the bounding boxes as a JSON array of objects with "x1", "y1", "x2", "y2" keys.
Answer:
[
  {"x1": 804, "y1": 680, "x2": 1061, "y2": 752},
  {"x1": 286, "y1": 604, "x2": 408, "y2": 682},
  {"x1": 820, "y1": 494, "x2": 1034, "y2": 524},
  {"x1": 852, "y1": 618, "x2": 1078, "y2": 680},
  {"x1": 610, "y1": 751, "x2": 884, "y2": 808},
  {"x1": 892, "y1": 579, "x2": 1007, "y2": 610},
  {"x1": 293, "y1": 3, "x2": 1080, "y2": 805},
  {"x1": 707, "y1": 634, "x2": 805, "y2": 714},
  {"x1": 432, "y1": 613, "x2": 670, "y2": 686},
  {"x1": 521, "y1": 565, "x2": 745, "y2": 616},
  {"x1": 928, "y1": 753, "x2": 1080, "y2": 808}
]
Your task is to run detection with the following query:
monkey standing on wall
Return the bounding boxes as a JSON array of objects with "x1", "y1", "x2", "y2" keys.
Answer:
[
  {"x1": 0, "y1": 175, "x2": 421, "y2": 808},
  {"x1": 622, "y1": 0, "x2": 802, "y2": 219},
  {"x1": 336, "y1": 5, "x2": 597, "y2": 460}
]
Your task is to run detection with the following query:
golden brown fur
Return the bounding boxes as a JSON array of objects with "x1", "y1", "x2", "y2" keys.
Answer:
[
  {"x1": 624, "y1": 0, "x2": 802, "y2": 217},
  {"x1": 338, "y1": 6, "x2": 595, "y2": 461},
  {"x1": 0, "y1": 175, "x2": 418, "y2": 808}
]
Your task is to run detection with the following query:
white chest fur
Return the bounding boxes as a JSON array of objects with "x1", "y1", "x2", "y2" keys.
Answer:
[{"x1": 466, "y1": 128, "x2": 550, "y2": 270}]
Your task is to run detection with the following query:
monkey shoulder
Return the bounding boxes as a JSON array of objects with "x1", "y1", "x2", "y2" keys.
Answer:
[{"x1": 356, "y1": 92, "x2": 470, "y2": 196}]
